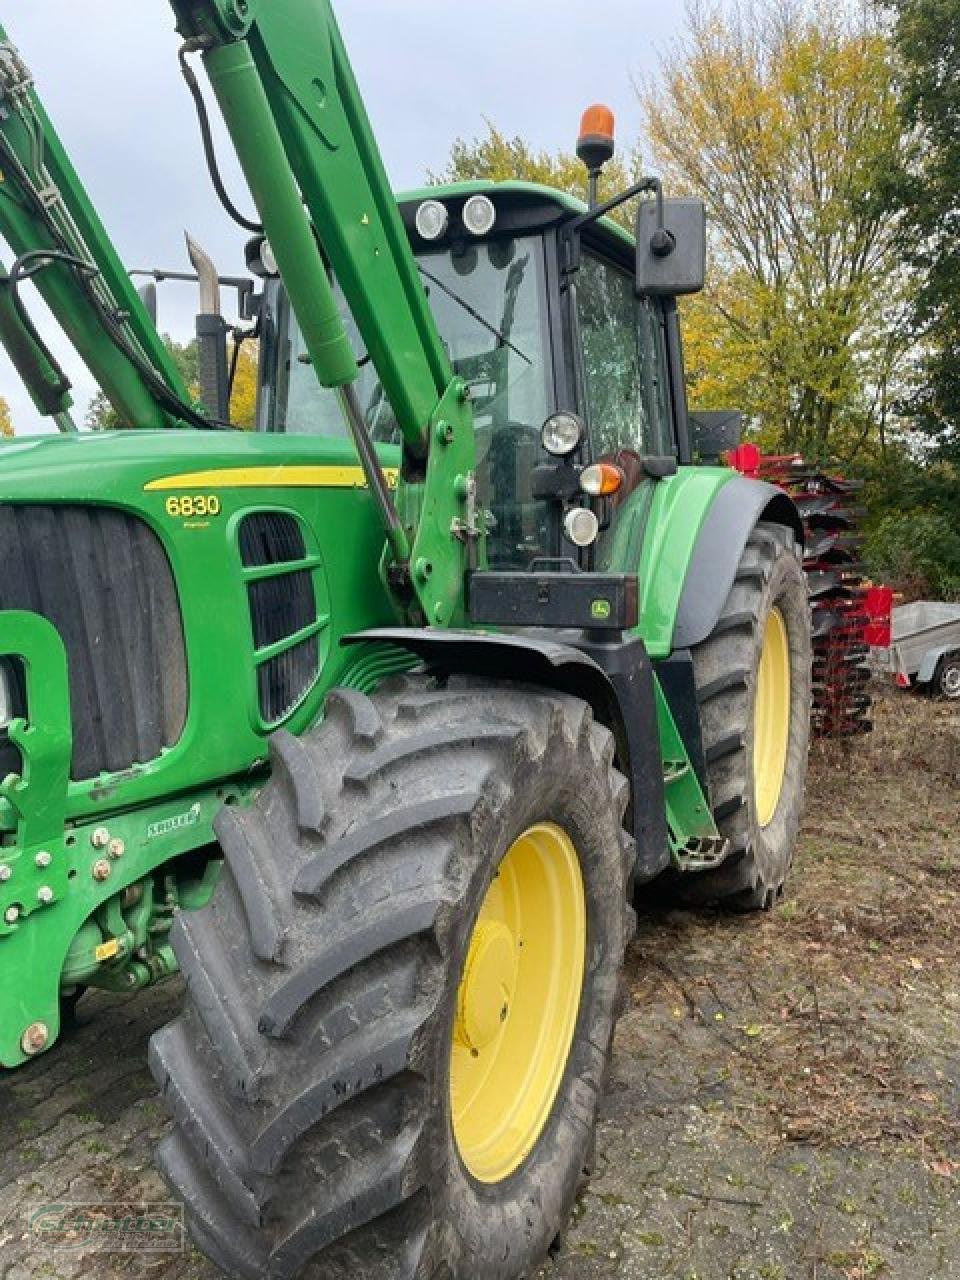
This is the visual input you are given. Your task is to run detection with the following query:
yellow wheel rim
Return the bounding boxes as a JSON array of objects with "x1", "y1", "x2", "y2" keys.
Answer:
[
  {"x1": 450, "y1": 822, "x2": 586, "y2": 1184},
  {"x1": 753, "y1": 606, "x2": 791, "y2": 827}
]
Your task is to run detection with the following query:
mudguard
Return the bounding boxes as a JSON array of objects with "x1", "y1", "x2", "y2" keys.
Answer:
[
  {"x1": 670, "y1": 475, "x2": 802, "y2": 651},
  {"x1": 343, "y1": 627, "x2": 672, "y2": 882}
]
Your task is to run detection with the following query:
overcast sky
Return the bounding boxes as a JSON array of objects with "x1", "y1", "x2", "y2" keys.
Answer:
[{"x1": 3, "y1": 1, "x2": 684, "y2": 434}]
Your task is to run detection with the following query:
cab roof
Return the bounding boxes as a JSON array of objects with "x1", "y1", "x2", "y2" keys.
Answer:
[{"x1": 395, "y1": 180, "x2": 636, "y2": 267}]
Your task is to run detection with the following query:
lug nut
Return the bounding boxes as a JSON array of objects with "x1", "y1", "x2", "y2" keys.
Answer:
[
  {"x1": 21, "y1": 1022, "x2": 49, "y2": 1056},
  {"x1": 92, "y1": 859, "x2": 112, "y2": 882},
  {"x1": 0, "y1": 864, "x2": 10, "y2": 882},
  {"x1": 91, "y1": 827, "x2": 110, "y2": 849},
  {"x1": 37, "y1": 886, "x2": 54, "y2": 905},
  {"x1": 107, "y1": 838, "x2": 125, "y2": 860},
  {"x1": 4, "y1": 905, "x2": 19, "y2": 925},
  {"x1": 35, "y1": 851, "x2": 52, "y2": 869}
]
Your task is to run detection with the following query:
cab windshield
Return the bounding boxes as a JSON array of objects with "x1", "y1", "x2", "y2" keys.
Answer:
[{"x1": 272, "y1": 235, "x2": 553, "y2": 567}]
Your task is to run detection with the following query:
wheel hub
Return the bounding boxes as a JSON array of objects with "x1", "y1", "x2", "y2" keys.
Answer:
[{"x1": 455, "y1": 921, "x2": 517, "y2": 1053}]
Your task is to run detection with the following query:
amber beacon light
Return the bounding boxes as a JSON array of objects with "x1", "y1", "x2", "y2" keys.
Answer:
[{"x1": 577, "y1": 104, "x2": 616, "y2": 206}]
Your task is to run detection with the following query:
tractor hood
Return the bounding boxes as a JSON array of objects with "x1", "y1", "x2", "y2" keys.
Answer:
[{"x1": 0, "y1": 427, "x2": 400, "y2": 828}]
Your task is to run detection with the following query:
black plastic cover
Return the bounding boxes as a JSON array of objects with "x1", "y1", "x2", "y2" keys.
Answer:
[{"x1": 469, "y1": 570, "x2": 638, "y2": 631}]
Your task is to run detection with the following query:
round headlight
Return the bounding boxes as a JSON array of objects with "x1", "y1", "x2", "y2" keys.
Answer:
[
  {"x1": 541, "y1": 411, "x2": 584, "y2": 457},
  {"x1": 563, "y1": 507, "x2": 600, "y2": 548},
  {"x1": 415, "y1": 199, "x2": 449, "y2": 242},
  {"x1": 463, "y1": 194, "x2": 497, "y2": 237}
]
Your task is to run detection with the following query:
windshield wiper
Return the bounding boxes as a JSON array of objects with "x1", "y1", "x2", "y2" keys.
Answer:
[{"x1": 417, "y1": 265, "x2": 532, "y2": 366}]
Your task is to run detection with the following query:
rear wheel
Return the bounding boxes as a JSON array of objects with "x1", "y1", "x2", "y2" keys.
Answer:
[
  {"x1": 150, "y1": 674, "x2": 633, "y2": 1280},
  {"x1": 680, "y1": 522, "x2": 811, "y2": 908}
]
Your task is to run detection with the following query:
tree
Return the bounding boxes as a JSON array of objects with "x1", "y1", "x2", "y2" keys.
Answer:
[
  {"x1": 86, "y1": 336, "x2": 199, "y2": 430},
  {"x1": 640, "y1": 1, "x2": 910, "y2": 461},
  {"x1": 0, "y1": 398, "x2": 13, "y2": 438},
  {"x1": 430, "y1": 122, "x2": 644, "y2": 229},
  {"x1": 229, "y1": 341, "x2": 259, "y2": 430},
  {"x1": 887, "y1": 0, "x2": 960, "y2": 458},
  {"x1": 85, "y1": 335, "x2": 259, "y2": 429}
]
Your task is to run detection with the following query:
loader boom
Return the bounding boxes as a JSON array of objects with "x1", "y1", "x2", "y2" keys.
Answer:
[
  {"x1": 170, "y1": 0, "x2": 480, "y2": 623},
  {"x1": 0, "y1": 29, "x2": 193, "y2": 429}
]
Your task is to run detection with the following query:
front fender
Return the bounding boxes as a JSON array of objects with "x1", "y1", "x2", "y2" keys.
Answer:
[
  {"x1": 637, "y1": 469, "x2": 802, "y2": 657},
  {"x1": 343, "y1": 627, "x2": 672, "y2": 883}
]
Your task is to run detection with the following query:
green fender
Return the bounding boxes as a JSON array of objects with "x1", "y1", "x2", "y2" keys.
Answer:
[{"x1": 633, "y1": 467, "x2": 802, "y2": 659}]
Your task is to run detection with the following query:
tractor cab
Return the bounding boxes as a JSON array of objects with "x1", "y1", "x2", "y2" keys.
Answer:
[{"x1": 251, "y1": 179, "x2": 704, "y2": 575}]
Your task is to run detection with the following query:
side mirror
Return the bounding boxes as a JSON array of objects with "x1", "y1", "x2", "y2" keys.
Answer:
[{"x1": 636, "y1": 198, "x2": 706, "y2": 297}]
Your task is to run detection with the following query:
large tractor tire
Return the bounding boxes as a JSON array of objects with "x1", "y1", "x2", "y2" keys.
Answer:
[
  {"x1": 149, "y1": 674, "x2": 634, "y2": 1280},
  {"x1": 680, "y1": 522, "x2": 811, "y2": 909}
]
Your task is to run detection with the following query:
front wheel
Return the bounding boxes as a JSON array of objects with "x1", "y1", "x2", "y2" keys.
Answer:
[{"x1": 150, "y1": 674, "x2": 633, "y2": 1280}]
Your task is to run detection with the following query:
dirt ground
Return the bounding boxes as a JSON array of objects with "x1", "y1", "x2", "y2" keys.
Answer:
[{"x1": 1, "y1": 682, "x2": 958, "y2": 1280}]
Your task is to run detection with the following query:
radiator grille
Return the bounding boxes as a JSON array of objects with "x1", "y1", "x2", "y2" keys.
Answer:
[
  {"x1": 239, "y1": 511, "x2": 306, "y2": 569},
  {"x1": 237, "y1": 512, "x2": 320, "y2": 723},
  {"x1": 0, "y1": 505, "x2": 187, "y2": 781}
]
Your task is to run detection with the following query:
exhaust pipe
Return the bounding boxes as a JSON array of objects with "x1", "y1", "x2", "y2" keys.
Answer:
[{"x1": 185, "y1": 232, "x2": 229, "y2": 422}]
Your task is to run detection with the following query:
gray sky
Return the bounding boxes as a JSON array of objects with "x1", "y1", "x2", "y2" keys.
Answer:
[{"x1": 3, "y1": 1, "x2": 684, "y2": 433}]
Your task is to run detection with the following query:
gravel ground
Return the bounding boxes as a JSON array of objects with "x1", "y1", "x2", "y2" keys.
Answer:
[{"x1": 1, "y1": 682, "x2": 958, "y2": 1280}]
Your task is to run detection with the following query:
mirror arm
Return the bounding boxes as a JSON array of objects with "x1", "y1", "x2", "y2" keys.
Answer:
[{"x1": 568, "y1": 175, "x2": 669, "y2": 249}]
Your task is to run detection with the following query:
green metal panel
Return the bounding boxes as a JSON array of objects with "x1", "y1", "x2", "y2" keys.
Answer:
[
  {"x1": 600, "y1": 465, "x2": 740, "y2": 857},
  {"x1": 635, "y1": 466, "x2": 735, "y2": 658}
]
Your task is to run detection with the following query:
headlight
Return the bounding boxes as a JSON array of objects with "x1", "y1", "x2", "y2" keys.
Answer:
[
  {"x1": 563, "y1": 507, "x2": 600, "y2": 547},
  {"x1": 415, "y1": 199, "x2": 449, "y2": 242},
  {"x1": 463, "y1": 194, "x2": 497, "y2": 237},
  {"x1": 541, "y1": 411, "x2": 584, "y2": 457}
]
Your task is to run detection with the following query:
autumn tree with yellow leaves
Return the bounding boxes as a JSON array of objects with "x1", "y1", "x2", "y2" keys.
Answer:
[
  {"x1": 641, "y1": 2, "x2": 909, "y2": 460},
  {"x1": 432, "y1": 123, "x2": 643, "y2": 229}
]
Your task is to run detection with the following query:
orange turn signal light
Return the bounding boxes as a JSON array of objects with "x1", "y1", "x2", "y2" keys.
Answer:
[{"x1": 580, "y1": 462, "x2": 624, "y2": 497}]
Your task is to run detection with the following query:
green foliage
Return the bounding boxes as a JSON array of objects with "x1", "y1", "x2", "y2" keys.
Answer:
[
  {"x1": 641, "y1": 1, "x2": 909, "y2": 461},
  {"x1": 857, "y1": 454, "x2": 960, "y2": 598},
  {"x1": 888, "y1": 0, "x2": 960, "y2": 458},
  {"x1": 86, "y1": 336, "x2": 199, "y2": 430},
  {"x1": 85, "y1": 336, "x2": 258, "y2": 429},
  {"x1": 430, "y1": 122, "x2": 643, "y2": 229}
]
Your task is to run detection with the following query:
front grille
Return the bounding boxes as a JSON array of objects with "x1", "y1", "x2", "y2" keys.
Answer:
[
  {"x1": 0, "y1": 505, "x2": 187, "y2": 780},
  {"x1": 257, "y1": 636, "x2": 320, "y2": 724},
  {"x1": 248, "y1": 570, "x2": 315, "y2": 649},
  {"x1": 239, "y1": 511, "x2": 306, "y2": 568},
  {"x1": 237, "y1": 511, "x2": 320, "y2": 723}
]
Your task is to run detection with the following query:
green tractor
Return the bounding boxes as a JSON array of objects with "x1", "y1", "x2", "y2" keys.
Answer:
[{"x1": 0, "y1": 3, "x2": 811, "y2": 1276}]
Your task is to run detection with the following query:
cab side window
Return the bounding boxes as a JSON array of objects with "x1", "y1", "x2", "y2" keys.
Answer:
[{"x1": 576, "y1": 253, "x2": 672, "y2": 458}]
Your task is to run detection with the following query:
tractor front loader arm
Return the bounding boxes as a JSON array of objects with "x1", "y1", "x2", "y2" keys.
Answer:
[
  {"x1": 0, "y1": 27, "x2": 196, "y2": 430},
  {"x1": 169, "y1": 0, "x2": 480, "y2": 625}
]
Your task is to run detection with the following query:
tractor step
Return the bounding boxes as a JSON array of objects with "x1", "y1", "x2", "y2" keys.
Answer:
[
  {"x1": 662, "y1": 759, "x2": 691, "y2": 785},
  {"x1": 674, "y1": 833, "x2": 731, "y2": 873}
]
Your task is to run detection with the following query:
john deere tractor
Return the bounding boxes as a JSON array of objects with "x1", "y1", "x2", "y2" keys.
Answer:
[{"x1": 0, "y1": 4, "x2": 811, "y2": 1276}]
